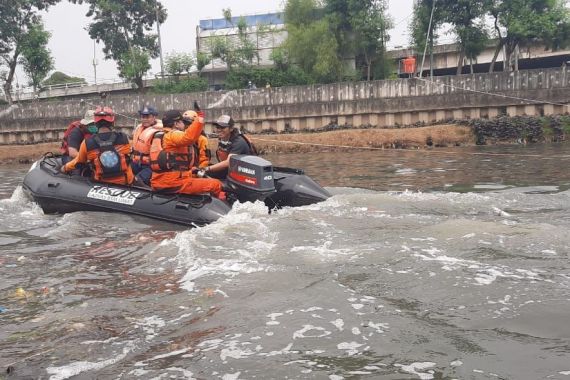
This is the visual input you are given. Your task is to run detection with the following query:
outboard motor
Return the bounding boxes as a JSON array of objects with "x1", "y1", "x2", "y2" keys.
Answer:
[{"x1": 226, "y1": 155, "x2": 276, "y2": 203}]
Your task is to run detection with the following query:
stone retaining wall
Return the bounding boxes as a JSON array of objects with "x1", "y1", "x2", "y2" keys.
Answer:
[{"x1": 0, "y1": 68, "x2": 569, "y2": 144}]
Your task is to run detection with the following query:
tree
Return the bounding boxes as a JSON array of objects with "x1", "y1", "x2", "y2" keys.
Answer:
[
  {"x1": 71, "y1": 0, "x2": 167, "y2": 91},
  {"x1": 165, "y1": 52, "x2": 195, "y2": 79},
  {"x1": 207, "y1": 9, "x2": 259, "y2": 70},
  {"x1": 118, "y1": 47, "x2": 151, "y2": 90},
  {"x1": 410, "y1": 0, "x2": 446, "y2": 77},
  {"x1": 488, "y1": 0, "x2": 570, "y2": 72},
  {"x1": 0, "y1": 0, "x2": 59, "y2": 104},
  {"x1": 283, "y1": 0, "x2": 344, "y2": 83},
  {"x1": 349, "y1": 0, "x2": 393, "y2": 80},
  {"x1": 43, "y1": 71, "x2": 87, "y2": 86},
  {"x1": 437, "y1": 0, "x2": 490, "y2": 74},
  {"x1": 19, "y1": 22, "x2": 54, "y2": 92}
]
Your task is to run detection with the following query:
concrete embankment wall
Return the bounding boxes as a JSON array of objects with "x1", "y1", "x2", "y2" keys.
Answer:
[{"x1": 0, "y1": 67, "x2": 569, "y2": 144}]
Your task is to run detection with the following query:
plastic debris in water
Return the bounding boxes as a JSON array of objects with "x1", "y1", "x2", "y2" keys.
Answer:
[{"x1": 0, "y1": 306, "x2": 7, "y2": 313}]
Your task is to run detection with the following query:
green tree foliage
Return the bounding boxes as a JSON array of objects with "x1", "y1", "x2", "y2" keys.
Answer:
[
  {"x1": 207, "y1": 9, "x2": 259, "y2": 70},
  {"x1": 437, "y1": 0, "x2": 490, "y2": 74},
  {"x1": 488, "y1": 0, "x2": 570, "y2": 72},
  {"x1": 19, "y1": 22, "x2": 54, "y2": 92},
  {"x1": 0, "y1": 0, "x2": 59, "y2": 104},
  {"x1": 196, "y1": 52, "x2": 211, "y2": 72},
  {"x1": 165, "y1": 52, "x2": 195, "y2": 79},
  {"x1": 283, "y1": 0, "x2": 392, "y2": 82},
  {"x1": 152, "y1": 77, "x2": 208, "y2": 94},
  {"x1": 225, "y1": 66, "x2": 313, "y2": 90},
  {"x1": 283, "y1": 0, "x2": 344, "y2": 83},
  {"x1": 43, "y1": 71, "x2": 87, "y2": 86},
  {"x1": 71, "y1": 0, "x2": 167, "y2": 90},
  {"x1": 118, "y1": 47, "x2": 151, "y2": 90},
  {"x1": 410, "y1": 0, "x2": 446, "y2": 76}
]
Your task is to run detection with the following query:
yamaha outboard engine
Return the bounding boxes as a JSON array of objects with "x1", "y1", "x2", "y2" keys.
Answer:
[{"x1": 226, "y1": 155, "x2": 276, "y2": 203}]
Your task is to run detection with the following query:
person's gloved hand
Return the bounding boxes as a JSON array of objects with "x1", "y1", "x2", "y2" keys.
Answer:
[
  {"x1": 191, "y1": 167, "x2": 199, "y2": 175},
  {"x1": 194, "y1": 100, "x2": 205, "y2": 120}
]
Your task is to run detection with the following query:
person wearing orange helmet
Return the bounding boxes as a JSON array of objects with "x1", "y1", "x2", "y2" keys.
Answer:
[
  {"x1": 149, "y1": 103, "x2": 223, "y2": 198},
  {"x1": 61, "y1": 106, "x2": 134, "y2": 185},
  {"x1": 183, "y1": 109, "x2": 211, "y2": 171}
]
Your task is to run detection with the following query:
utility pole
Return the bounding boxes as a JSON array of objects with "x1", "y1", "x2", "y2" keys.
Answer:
[
  {"x1": 93, "y1": 40, "x2": 98, "y2": 84},
  {"x1": 156, "y1": 4, "x2": 165, "y2": 78}
]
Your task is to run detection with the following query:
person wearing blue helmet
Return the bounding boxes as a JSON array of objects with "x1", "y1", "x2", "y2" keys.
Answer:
[{"x1": 131, "y1": 105, "x2": 162, "y2": 185}]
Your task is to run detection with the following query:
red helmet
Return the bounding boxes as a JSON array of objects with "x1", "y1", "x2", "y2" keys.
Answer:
[{"x1": 94, "y1": 106, "x2": 115, "y2": 123}]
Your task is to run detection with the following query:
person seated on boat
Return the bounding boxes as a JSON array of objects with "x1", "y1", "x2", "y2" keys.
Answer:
[
  {"x1": 200, "y1": 115, "x2": 257, "y2": 180},
  {"x1": 60, "y1": 109, "x2": 98, "y2": 175},
  {"x1": 149, "y1": 108, "x2": 224, "y2": 198},
  {"x1": 61, "y1": 107, "x2": 135, "y2": 186},
  {"x1": 182, "y1": 110, "x2": 211, "y2": 172},
  {"x1": 131, "y1": 105, "x2": 162, "y2": 185}
]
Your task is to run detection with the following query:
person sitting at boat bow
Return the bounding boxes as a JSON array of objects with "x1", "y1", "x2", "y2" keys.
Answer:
[
  {"x1": 61, "y1": 106, "x2": 134, "y2": 185},
  {"x1": 200, "y1": 115, "x2": 257, "y2": 180},
  {"x1": 149, "y1": 106, "x2": 224, "y2": 198},
  {"x1": 60, "y1": 109, "x2": 98, "y2": 175},
  {"x1": 131, "y1": 105, "x2": 162, "y2": 185}
]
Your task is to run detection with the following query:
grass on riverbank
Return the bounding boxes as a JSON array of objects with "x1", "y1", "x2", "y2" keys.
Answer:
[
  {"x1": 251, "y1": 124, "x2": 474, "y2": 153},
  {"x1": 0, "y1": 124, "x2": 474, "y2": 165}
]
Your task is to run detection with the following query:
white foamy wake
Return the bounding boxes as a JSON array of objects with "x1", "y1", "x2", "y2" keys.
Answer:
[{"x1": 171, "y1": 201, "x2": 278, "y2": 292}]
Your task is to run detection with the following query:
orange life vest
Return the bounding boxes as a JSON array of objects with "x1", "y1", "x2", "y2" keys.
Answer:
[
  {"x1": 61, "y1": 121, "x2": 92, "y2": 155},
  {"x1": 132, "y1": 123, "x2": 163, "y2": 165},
  {"x1": 149, "y1": 130, "x2": 197, "y2": 173},
  {"x1": 85, "y1": 132, "x2": 131, "y2": 180},
  {"x1": 216, "y1": 132, "x2": 258, "y2": 162}
]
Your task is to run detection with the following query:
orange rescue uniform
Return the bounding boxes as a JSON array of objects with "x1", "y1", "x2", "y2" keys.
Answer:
[
  {"x1": 63, "y1": 132, "x2": 134, "y2": 185},
  {"x1": 151, "y1": 118, "x2": 222, "y2": 196},
  {"x1": 197, "y1": 134, "x2": 210, "y2": 168}
]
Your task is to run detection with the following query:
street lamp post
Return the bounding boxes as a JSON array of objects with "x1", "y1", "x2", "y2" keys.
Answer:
[{"x1": 156, "y1": 4, "x2": 165, "y2": 79}]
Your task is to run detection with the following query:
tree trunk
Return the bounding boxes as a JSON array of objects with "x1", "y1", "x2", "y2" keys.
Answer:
[
  {"x1": 489, "y1": 40, "x2": 504, "y2": 73},
  {"x1": 2, "y1": 50, "x2": 20, "y2": 105},
  {"x1": 514, "y1": 44, "x2": 519, "y2": 71},
  {"x1": 456, "y1": 50, "x2": 465, "y2": 75},
  {"x1": 470, "y1": 58, "x2": 474, "y2": 74}
]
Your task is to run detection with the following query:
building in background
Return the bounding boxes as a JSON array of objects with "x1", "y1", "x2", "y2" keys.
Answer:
[{"x1": 196, "y1": 12, "x2": 287, "y2": 90}]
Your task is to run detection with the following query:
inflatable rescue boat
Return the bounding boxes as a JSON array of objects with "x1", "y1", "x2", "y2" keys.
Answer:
[{"x1": 22, "y1": 154, "x2": 331, "y2": 226}]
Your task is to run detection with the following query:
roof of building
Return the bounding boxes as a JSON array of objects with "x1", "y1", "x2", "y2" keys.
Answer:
[{"x1": 199, "y1": 12, "x2": 284, "y2": 31}]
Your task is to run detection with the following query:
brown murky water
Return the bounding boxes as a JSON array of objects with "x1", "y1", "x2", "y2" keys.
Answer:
[{"x1": 1, "y1": 144, "x2": 569, "y2": 379}]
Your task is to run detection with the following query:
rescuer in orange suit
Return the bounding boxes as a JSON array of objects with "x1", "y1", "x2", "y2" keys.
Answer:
[
  {"x1": 149, "y1": 104, "x2": 223, "y2": 198},
  {"x1": 61, "y1": 107, "x2": 134, "y2": 186},
  {"x1": 182, "y1": 110, "x2": 211, "y2": 169}
]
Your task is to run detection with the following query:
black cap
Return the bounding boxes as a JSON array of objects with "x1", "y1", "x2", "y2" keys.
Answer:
[{"x1": 162, "y1": 109, "x2": 183, "y2": 127}]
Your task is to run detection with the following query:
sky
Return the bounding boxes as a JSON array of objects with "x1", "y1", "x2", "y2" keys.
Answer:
[{"x1": 19, "y1": 0, "x2": 416, "y2": 87}]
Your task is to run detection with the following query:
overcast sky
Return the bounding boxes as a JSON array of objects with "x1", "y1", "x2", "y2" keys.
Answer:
[{"x1": 23, "y1": 0, "x2": 416, "y2": 86}]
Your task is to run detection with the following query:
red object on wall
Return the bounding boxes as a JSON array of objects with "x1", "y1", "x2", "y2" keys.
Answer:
[{"x1": 402, "y1": 57, "x2": 417, "y2": 74}]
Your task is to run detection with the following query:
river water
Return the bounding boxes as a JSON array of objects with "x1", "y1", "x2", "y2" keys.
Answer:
[{"x1": 1, "y1": 144, "x2": 570, "y2": 380}]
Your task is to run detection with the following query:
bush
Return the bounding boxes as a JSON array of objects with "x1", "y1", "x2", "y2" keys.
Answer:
[
  {"x1": 225, "y1": 66, "x2": 313, "y2": 90},
  {"x1": 152, "y1": 77, "x2": 209, "y2": 94}
]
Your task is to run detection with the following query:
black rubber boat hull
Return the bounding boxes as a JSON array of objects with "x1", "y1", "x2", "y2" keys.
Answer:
[
  {"x1": 22, "y1": 157, "x2": 231, "y2": 226},
  {"x1": 22, "y1": 156, "x2": 332, "y2": 226}
]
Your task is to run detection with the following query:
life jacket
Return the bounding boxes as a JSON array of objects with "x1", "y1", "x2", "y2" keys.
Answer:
[
  {"x1": 197, "y1": 133, "x2": 211, "y2": 167},
  {"x1": 132, "y1": 124, "x2": 162, "y2": 165},
  {"x1": 60, "y1": 121, "x2": 92, "y2": 155},
  {"x1": 85, "y1": 132, "x2": 130, "y2": 180},
  {"x1": 149, "y1": 130, "x2": 196, "y2": 173},
  {"x1": 216, "y1": 131, "x2": 258, "y2": 162}
]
